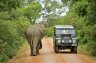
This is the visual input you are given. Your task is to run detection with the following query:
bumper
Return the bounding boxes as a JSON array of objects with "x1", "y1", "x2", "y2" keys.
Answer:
[{"x1": 55, "y1": 43, "x2": 77, "y2": 47}]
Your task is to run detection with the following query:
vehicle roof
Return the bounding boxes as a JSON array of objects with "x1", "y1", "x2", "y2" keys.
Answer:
[{"x1": 55, "y1": 25, "x2": 74, "y2": 29}]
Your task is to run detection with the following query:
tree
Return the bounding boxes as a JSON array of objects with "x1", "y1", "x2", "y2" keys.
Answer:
[
  {"x1": 86, "y1": 0, "x2": 96, "y2": 24},
  {"x1": 24, "y1": 2, "x2": 41, "y2": 23},
  {"x1": 0, "y1": 0, "x2": 23, "y2": 12}
]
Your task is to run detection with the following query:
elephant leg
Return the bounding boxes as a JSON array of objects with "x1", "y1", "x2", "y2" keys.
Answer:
[
  {"x1": 39, "y1": 40, "x2": 42, "y2": 49},
  {"x1": 30, "y1": 47, "x2": 33, "y2": 56},
  {"x1": 36, "y1": 42, "x2": 40, "y2": 55},
  {"x1": 32, "y1": 37, "x2": 38, "y2": 56},
  {"x1": 30, "y1": 36, "x2": 34, "y2": 56},
  {"x1": 28, "y1": 42, "x2": 33, "y2": 56},
  {"x1": 27, "y1": 36, "x2": 33, "y2": 56}
]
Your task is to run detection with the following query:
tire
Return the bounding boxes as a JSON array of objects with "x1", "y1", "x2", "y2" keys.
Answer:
[
  {"x1": 71, "y1": 47, "x2": 77, "y2": 53},
  {"x1": 73, "y1": 46, "x2": 77, "y2": 53},
  {"x1": 71, "y1": 48, "x2": 74, "y2": 52},
  {"x1": 54, "y1": 45, "x2": 59, "y2": 53}
]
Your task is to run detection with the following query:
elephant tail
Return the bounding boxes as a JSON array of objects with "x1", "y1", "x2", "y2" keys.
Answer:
[{"x1": 30, "y1": 35, "x2": 34, "y2": 48}]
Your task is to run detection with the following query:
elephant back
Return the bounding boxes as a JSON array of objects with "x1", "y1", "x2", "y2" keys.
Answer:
[
  {"x1": 24, "y1": 25, "x2": 44, "y2": 40},
  {"x1": 32, "y1": 26, "x2": 44, "y2": 39}
]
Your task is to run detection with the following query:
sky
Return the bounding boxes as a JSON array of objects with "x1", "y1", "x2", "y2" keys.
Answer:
[{"x1": 35, "y1": 0, "x2": 70, "y2": 23}]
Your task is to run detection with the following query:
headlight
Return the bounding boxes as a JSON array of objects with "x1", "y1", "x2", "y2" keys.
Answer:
[
  {"x1": 69, "y1": 40, "x2": 72, "y2": 43},
  {"x1": 72, "y1": 38, "x2": 77, "y2": 43},
  {"x1": 57, "y1": 40, "x2": 61, "y2": 43},
  {"x1": 62, "y1": 40, "x2": 64, "y2": 43},
  {"x1": 72, "y1": 40, "x2": 76, "y2": 43}
]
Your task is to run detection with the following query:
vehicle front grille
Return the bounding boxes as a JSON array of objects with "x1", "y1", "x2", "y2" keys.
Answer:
[{"x1": 61, "y1": 36, "x2": 72, "y2": 43}]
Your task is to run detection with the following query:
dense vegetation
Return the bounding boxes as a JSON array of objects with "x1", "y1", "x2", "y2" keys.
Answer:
[
  {"x1": 45, "y1": 0, "x2": 96, "y2": 56},
  {"x1": 0, "y1": 0, "x2": 41, "y2": 63}
]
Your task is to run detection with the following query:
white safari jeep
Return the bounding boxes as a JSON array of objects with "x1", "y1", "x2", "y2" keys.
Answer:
[{"x1": 53, "y1": 25, "x2": 77, "y2": 53}]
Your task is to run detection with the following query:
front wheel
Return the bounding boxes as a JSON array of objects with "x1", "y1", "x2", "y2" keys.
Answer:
[
  {"x1": 71, "y1": 46, "x2": 77, "y2": 53},
  {"x1": 54, "y1": 45, "x2": 59, "y2": 53}
]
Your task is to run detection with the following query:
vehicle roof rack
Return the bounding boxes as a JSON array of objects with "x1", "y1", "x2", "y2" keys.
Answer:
[{"x1": 55, "y1": 25, "x2": 74, "y2": 29}]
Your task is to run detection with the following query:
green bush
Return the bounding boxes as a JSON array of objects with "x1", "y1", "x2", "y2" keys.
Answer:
[
  {"x1": 72, "y1": 1, "x2": 88, "y2": 16},
  {"x1": 87, "y1": 41, "x2": 96, "y2": 56},
  {"x1": 0, "y1": 17, "x2": 30, "y2": 63},
  {"x1": 44, "y1": 28, "x2": 54, "y2": 37}
]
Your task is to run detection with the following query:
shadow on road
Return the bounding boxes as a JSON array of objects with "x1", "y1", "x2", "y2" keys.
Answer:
[
  {"x1": 40, "y1": 51, "x2": 77, "y2": 56},
  {"x1": 58, "y1": 51, "x2": 77, "y2": 54},
  {"x1": 54, "y1": 50, "x2": 77, "y2": 54}
]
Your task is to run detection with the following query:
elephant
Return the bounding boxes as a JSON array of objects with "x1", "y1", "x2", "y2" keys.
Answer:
[{"x1": 24, "y1": 24, "x2": 44, "y2": 56}]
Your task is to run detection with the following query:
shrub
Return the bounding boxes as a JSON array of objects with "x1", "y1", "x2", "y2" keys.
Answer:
[
  {"x1": 44, "y1": 28, "x2": 54, "y2": 37},
  {"x1": 0, "y1": 17, "x2": 30, "y2": 63},
  {"x1": 87, "y1": 41, "x2": 96, "y2": 56}
]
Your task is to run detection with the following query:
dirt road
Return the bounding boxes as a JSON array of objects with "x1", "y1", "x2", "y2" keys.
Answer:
[{"x1": 7, "y1": 37, "x2": 96, "y2": 63}]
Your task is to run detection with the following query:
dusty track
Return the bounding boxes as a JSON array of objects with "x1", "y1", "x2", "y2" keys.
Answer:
[{"x1": 7, "y1": 37, "x2": 96, "y2": 63}]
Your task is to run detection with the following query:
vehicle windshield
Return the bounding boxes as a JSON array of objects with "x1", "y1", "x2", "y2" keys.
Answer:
[{"x1": 55, "y1": 28, "x2": 75, "y2": 35}]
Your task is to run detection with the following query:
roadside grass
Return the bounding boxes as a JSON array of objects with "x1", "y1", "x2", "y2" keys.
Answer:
[
  {"x1": 78, "y1": 44, "x2": 88, "y2": 55},
  {"x1": 14, "y1": 42, "x2": 29, "y2": 59},
  {"x1": 78, "y1": 45, "x2": 96, "y2": 61},
  {"x1": 7, "y1": 41, "x2": 29, "y2": 62}
]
